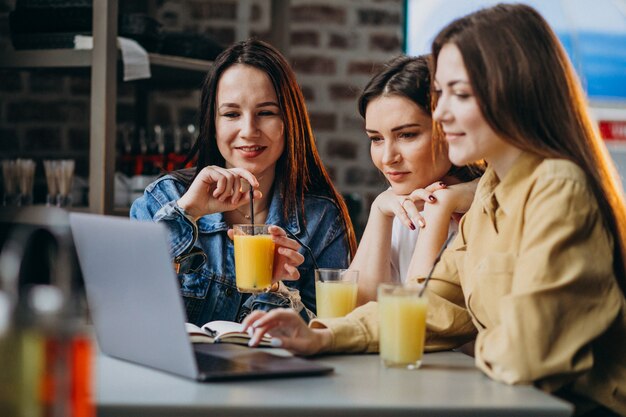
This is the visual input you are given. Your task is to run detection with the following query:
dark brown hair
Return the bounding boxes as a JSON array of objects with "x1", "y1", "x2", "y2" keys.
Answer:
[
  {"x1": 179, "y1": 39, "x2": 356, "y2": 255},
  {"x1": 357, "y1": 55, "x2": 482, "y2": 183},
  {"x1": 432, "y1": 3, "x2": 626, "y2": 294}
]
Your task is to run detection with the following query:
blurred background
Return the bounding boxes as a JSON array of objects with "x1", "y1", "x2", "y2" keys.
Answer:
[{"x1": 0, "y1": 0, "x2": 625, "y2": 238}]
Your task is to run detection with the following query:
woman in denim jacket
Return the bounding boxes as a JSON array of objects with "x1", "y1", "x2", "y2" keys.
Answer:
[{"x1": 131, "y1": 39, "x2": 356, "y2": 326}]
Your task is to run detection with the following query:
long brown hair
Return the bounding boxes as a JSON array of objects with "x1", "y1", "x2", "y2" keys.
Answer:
[
  {"x1": 432, "y1": 3, "x2": 626, "y2": 295},
  {"x1": 357, "y1": 55, "x2": 482, "y2": 183},
  {"x1": 177, "y1": 39, "x2": 356, "y2": 256}
]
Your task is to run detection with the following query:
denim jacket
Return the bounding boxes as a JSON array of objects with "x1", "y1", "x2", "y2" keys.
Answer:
[{"x1": 130, "y1": 174, "x2": 350, "y2": 326}]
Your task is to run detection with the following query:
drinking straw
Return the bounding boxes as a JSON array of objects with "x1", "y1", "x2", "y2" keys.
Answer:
[
  {"x1": 249, "y1": 183, "x2": 255, "y2": 235},
  {"x1": 419, "y1": 231, "x2": 456, "y2": 297}
]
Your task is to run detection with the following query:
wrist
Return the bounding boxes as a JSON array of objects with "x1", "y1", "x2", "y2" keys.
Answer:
[
  {"x1": 176, "y1": 198, "x2": 200, "y2": 221},
  {"x1": 313, "y1": 328, "x2": 334, "y2": 354}
]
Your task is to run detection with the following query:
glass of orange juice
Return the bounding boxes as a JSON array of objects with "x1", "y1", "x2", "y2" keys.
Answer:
[
  {"x1": 315, "y1": 269, "x2": 359, "y2": 318},
  {"x1": 233, "y1": 224, "x2": 275, "y2": 293},
  {"x1": 378, "y1": 283, "x2": 428, "y2": 369}
]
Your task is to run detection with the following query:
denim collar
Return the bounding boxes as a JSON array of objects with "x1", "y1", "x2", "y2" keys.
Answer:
[{"x1": 196, "y1": 185, "x2": 301, "y2": 236}]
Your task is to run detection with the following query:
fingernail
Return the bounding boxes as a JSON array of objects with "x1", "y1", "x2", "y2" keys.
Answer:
[
  {"x1": 409, "y1": 222, "x2": 416, "y2": 230},
  {"x1": 439, "y1": 182, "x2": 446, "y2": 187},
  {"x1": 418, "y1": 219, "x2": 425, "y2": 228},
  {"x1": 428, "y1": 195, "x2": 436, "y2": 202},
  {"x1": 270, "y1": 338, "x2": 283, "y2": 347},
  {"x1": 248, "y1": 339, "x2": 255, "y2": 347},
  {"x1": 246, "y1": 327, "x2": 254, "y2": 336}
]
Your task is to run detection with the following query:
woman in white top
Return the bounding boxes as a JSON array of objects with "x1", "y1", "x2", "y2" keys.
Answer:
[{"x1": 351, "y1": 55, "x2": 481, "y2": 304}]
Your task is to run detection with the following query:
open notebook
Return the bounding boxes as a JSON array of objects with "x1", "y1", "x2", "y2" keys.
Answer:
[{"x1": 69, "y1": 212, "x2": 333, "y2": 381}]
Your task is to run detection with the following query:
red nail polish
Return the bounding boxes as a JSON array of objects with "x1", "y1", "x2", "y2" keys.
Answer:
[
  {"x1": 439, "y1": 182, "x2": 447, "y2": 187},
  {"x1": 428, "y1": 195, "x2": 436, "y2": 202},
  {"x1": 409, "y1": 222, "x2": 416, "y2": 230}
]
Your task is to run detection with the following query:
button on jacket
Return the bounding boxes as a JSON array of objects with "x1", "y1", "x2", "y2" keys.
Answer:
[
  {"x1": 313, "y1": 152, "x2": 626, "y2": 415},
  {"x1": 131, "y1": 174, "x2": 351, "y2": 326}
]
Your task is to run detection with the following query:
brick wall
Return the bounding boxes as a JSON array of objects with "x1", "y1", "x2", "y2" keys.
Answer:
[{"x1": 0, "y1": 0, "x2": 404, "y2": 231}]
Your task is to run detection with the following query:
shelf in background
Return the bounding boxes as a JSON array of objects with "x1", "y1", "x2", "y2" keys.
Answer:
[{"x1": 0, "y1": 49, "x2": 211, "y2": 88}]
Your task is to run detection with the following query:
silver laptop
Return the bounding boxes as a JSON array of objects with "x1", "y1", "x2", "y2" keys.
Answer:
[{"x1": 69, "y1": 212, "x2": 332, "y2": 381}]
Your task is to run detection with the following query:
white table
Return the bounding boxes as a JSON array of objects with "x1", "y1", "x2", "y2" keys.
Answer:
[{"x1": 96, "y1": 350, "x2": 573, "y2": 416}]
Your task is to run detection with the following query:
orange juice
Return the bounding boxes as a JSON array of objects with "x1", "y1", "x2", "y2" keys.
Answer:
[
  {"x1": 234, "y1": 234, "x2": 275, "y2": 293},
  {"x1": 378, "y1": 287, "x2": 427, "y2": 369},
  {"x1": 315, "y1": 281, "x2": 357, "y2": 318}
]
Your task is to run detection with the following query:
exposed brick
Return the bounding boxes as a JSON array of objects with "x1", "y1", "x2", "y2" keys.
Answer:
[
  {"x1": 290, "y1": 30, "x2": 319, "y2": 47},
  {"x1": 153, "y1": 104, "x2": 172, "y2": 125},
  {"x1": 329, "y1": 83, "x2": 360, "y2": 100},
  {"x1": 327, "y1": 139, "x2": 358, "y2": 159},
  {"x1": 300, "y1": 85, "x2": 315, "y2": 101},
  {"x1": 342, "y1": 115, "x2": 365, "y2": 131},
  {"x1": 68, "y1": 128, "x2": 89, "y2": 151},
  {"x1": 345, "y1": 166, "x2": 383, "y2": 186},
  {"x1": 0, "y1": 128, "x2": 19, "y2": 151},
  {"x1": 251, "y1": 3, "x2": 262, "y2": 22},
  {"x1": 204, "y1": 27, "x2": 236, "y2": 45},
  {"x1": 7, "y1": 101, "x2": 63, "y2": 122},
  {"x1": 188, "y1": 1, "x2": 237, "y2": 20},
  {"x1": 29, "y1": 73, "x2": 66, "y2": 94},
  {"x1": 328, "y1": 33, "x2": 348, "y2": 49},
  {"x1": 178, "y1": 107, "x2": 198, "y2": 126},
  {"x1": 70, "y1": 77, "x2": 90, "y2": 95},
  {"x1": 291, "y1": 5, "x2": 346, "y2": 24},
  {"x1": 347, "y1": 60, "x2": 386, "y2": 76},
  {"x1": 61, "y1": 101, "x2": 89, "y2": 123},
  {"x1": 0, "y1": 71, "x2": 23, "y2": 92},
  {"x1": 325, "y1": 165, "x2": 336, "y2": 182},
  {"x1": 358, "y1": 8, "x2": 401, "y2": 25},
  {"x1": 291, "y1": 55, "x2": 336, "y2": 75},
  {"x1": 309, "y1": 112, "x2": 336, "y2": 131},
  {"x1": 24, "y1": 128, "x2": 62, "y2": 150},
  {"x1": 369, "y1": 33, "x2": 401, "y2": 52}
]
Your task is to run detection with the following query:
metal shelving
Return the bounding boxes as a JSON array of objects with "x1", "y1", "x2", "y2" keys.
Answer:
[{"x1": 0, "y1": 0, "x2": 213, "y2": 214}]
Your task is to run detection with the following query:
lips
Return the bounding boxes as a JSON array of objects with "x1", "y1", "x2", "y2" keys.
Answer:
[
  {"x1": 235, "y1": 145, "x2": 267, "y2": 158},
  {"x1": 444, "y1": 131, "x2": 465, "y2": 141},
  {"x1": 386, "y1": 171, "x2": 410, "y2": 181}
]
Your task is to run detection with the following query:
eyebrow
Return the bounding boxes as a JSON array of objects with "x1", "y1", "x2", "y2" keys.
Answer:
[
  {"x1": 218, "y1": 101, "x2": 280, "y2": 110},
  {"x1": 365, "y1": 123, "x2": 421, "y2": 134},
  {"x1": 435, "y1": 79, "x2": 470, "y2": 88}
]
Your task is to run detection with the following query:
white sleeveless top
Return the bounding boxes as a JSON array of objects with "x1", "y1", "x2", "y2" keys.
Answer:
[{"x1": 389, "y1": 216, "x2": 458, "y2": 283}]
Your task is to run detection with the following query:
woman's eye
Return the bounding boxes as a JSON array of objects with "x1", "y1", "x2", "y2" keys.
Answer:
[
  {"x1": 398, "y1": 132, "x2": 418, "y2": 140},
  {"x1": 258, "y1": 110, "x2": 277, "y2": 116},
  {"x1": 222, "y1": 112, "x2": 239, "y2": 118},
  {"x1": 369, "y1": 136, "x2": 383, "y2": 143},
  {"x1": 454, "y1": 92, "x2": 471, "y2": 99}
]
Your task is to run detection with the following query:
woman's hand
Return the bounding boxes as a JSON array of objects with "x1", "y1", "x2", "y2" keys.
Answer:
[
  {"x1": 429, "y1": 178, "x2": 479, "y2": 222},
  {"x1": 227, "y1": 225, "x2": 305, "y2": 282},
  {"x1": 242, "y1": 309, "x2": 332, "y2": 355},
  {"x1": 177, "y1": 166, "x2": 262, "y2": 220},
  {"x1": 374, "y1": 181, "x2": 447, "y2": 230},
  {"x1": 268, "y1": 225, "x2": 304, "y2": 281}
]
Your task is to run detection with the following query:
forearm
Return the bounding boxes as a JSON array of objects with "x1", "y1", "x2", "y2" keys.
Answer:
[
  {"x1": 351, "y1": 207, "x2": 394, "y2": 305},
  {"x1": 406, "y1": 201, "x2": 455, "y2": 282}
]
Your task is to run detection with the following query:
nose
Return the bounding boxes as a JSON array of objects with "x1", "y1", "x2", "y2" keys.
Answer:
[
  {"x1": 432, "y1": 95, "x2": 449, "y2": 124},
  {"x1": 381, "y1": 140, "x2": 400, "y2": 165},
  {"x1": 240, "y1": 114, "x2": 260, "y2": 138}
]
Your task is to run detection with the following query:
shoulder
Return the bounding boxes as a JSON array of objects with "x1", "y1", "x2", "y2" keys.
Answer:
[
  {"x1": 142, "y1": 174, "x2": 189, "y2": 205},
  {"x1": 530, "y1": 158, "x2": 594, "y2": 200},
  {"x1": 302, "y1": 193, "x2": 343, "y2": 217}
]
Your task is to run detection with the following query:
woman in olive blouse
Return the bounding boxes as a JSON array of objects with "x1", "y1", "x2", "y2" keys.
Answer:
[{"x1": 244, "y1": 4, "x2": 626, "y2": 416}]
